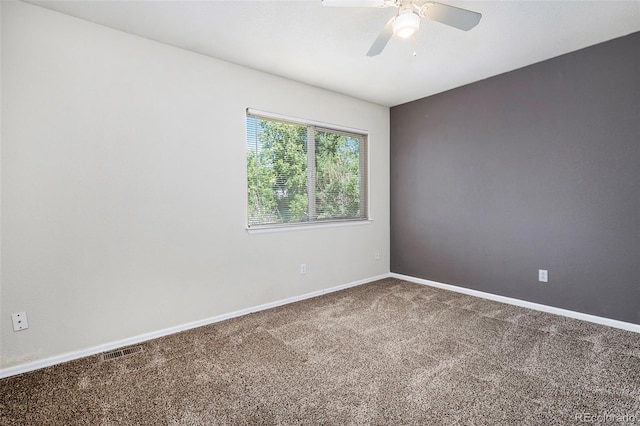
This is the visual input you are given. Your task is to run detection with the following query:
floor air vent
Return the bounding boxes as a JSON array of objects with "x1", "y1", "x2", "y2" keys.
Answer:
[{"x1": 101, "y1": 346, "x2": 143, "y2": 362}]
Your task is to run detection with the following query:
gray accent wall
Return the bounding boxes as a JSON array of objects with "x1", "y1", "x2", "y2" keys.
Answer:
[{"x1": 390, "y1": 32, "x2": 640, "y2": 324}]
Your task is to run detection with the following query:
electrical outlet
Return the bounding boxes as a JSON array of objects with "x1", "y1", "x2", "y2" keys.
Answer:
[
  {"x1": 300, "y1": 263, "x2": 307, "y2": 275},
  {"x1": 12, "y1": 312, "x2": 29, "y2": 331},
  {"x1": 375, "y1": 250, "x2": 380, "y2": 260},
  {"x1": 538, "y1": 269, "x2": 548, "y2": 283}
]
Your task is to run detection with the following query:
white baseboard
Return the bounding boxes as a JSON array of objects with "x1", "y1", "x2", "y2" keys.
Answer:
[
  {"x1": 5, "y1": 272, "x2": 636, "y2": 379},
  {"x1": 391, "y1": 273, "x2": 640, "y2": 334},
  {"x1": 0, "y1": 273, "x2": 390, "y2": 379}
]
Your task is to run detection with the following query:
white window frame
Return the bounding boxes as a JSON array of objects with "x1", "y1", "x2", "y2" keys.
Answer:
[{"x1": 246, "y1": 108, "x2": 371, "y2": 232}]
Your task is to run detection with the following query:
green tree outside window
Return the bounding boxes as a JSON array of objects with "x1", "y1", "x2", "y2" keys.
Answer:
[{"x1": 247, "y1": 114, "x2": 367, "y2": 227}]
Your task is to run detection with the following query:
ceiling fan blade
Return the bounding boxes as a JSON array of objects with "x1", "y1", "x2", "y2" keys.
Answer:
[
  {"x1": 321, "y1": 0, "x2": 387, "y2": 7},
  {"x1": 421, "y1": 2, "x2": 481, "y2": 31},
  {"x1": 367, "y1": 17, "x2": 395, "y2": 57}
]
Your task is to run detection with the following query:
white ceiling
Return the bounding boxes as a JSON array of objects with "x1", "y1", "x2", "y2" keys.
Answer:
[{"x1": 25, "y1": 0, "x2": 640, "y2": 106}]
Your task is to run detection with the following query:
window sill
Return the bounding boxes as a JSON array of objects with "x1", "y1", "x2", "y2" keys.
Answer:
[{"x1": 246, "y1": 219, "x2": 373, "y2": 234}]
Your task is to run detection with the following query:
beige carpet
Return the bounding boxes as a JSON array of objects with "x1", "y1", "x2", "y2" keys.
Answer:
[{"x1": 2, "y1": 278, "x2": 639, "y2": 425}]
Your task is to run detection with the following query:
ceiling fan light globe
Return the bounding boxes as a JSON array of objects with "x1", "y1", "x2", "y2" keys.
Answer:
[{"x1": 393, "y1": 11, "x2": 420, "y2": 39}]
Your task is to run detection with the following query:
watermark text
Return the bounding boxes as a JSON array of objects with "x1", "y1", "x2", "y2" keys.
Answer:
[{"x1": 575, "y1": 412, "x2": 639, "y2": 423}]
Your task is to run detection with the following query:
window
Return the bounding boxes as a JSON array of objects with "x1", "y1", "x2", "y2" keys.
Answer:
[{"x1": 246, "y1": 109, "x2": 368, "y2": 228}]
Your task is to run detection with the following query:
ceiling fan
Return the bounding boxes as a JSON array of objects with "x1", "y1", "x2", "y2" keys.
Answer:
[{"x1": 321, "y1": 0, "x2": 482, "y2": 56}]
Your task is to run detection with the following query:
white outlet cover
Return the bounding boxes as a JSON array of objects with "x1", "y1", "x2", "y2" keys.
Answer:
[
  {"x1": 539, "y1": 270, "x2": 549, "y2": 283},
  {"x1": 11, "y1": 312, "x2": 29, "y2": 331}
]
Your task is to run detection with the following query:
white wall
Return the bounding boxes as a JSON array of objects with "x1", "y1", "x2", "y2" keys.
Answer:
[{"x1": 0, "y1": 1, "x2": 389, "y2": 369}]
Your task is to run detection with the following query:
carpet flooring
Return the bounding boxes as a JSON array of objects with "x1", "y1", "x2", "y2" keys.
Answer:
[{"x1": 1, "y1": 278, "x2": 639, "y2": 425}]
